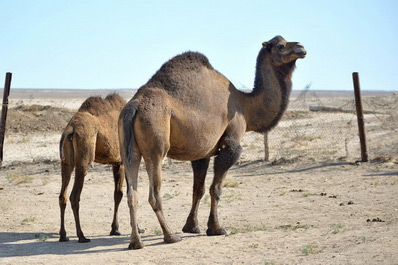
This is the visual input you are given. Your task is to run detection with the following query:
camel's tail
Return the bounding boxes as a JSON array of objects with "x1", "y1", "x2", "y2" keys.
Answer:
[
  {"x1": 119, "y1": 101, "x2": 139, "y2": 166},
  {"x1": 59, "y1": 124, "x2": 74, "y2": 163}
]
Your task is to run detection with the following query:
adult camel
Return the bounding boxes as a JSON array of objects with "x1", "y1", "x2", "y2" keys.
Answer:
[{"x1": 119, "y1": 36, "x2": 306, "y2": 249}]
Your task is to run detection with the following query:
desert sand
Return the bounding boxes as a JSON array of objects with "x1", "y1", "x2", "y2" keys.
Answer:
[{"x1": 0, "y1": 89, "x2": 397, "y2": 264}]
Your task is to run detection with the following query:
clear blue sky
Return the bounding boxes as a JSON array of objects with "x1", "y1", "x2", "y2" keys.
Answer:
[{"x1": 1, "y1": 0, "x2": 397, "y2": 91}]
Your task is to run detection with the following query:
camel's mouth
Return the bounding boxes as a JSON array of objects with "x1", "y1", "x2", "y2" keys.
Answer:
[{"x1": 294, "y1": 45, "x2": 306, "y2": 58}]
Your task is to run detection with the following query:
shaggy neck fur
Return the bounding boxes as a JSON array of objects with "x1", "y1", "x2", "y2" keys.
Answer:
[{"x1": 244, "y1": 48, "x2": 296, "y2": 133}]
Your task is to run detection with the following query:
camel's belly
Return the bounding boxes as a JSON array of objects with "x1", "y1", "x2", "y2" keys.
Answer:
[
  {"x1": 167, "y1": 136, "x2": 220, "y2": 161},
  {"x1": 168, "y1": 111, "x2": 226, "y2": 161}
]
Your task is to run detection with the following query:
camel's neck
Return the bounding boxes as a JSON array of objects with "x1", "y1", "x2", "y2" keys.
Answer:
[{"x1": 243, "y1": 49, "x2": 295, "y2": 133}]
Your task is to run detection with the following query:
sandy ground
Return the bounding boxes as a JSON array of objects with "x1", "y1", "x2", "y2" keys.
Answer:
[{"x1": 0, "y1": 90, "x2": 397, "y2": 264}]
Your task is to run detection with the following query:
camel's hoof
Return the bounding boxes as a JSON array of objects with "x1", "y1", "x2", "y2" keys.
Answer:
[
  {"x1": 110, "y1": 230, "x2": 121, "y2": 236},
  {"x1": 78, "y1": 237, "x2": 91, "y2": 243},
  {"x1": 206, "y1": 228, "x2": 227, "y2": 236},
  {"x1": 164, "y1": 234, "x2": 182, "y2": 244},
  {"x1": 128, "y1": 241, "x2": 144, "y2": 250},
  {"x1": 182, "y1": 224, "x2": 201, "y2": 234},
  {"x1": 59, "y1": 236, "x2": 69, "y2": 242},
  {"x1": 138, "y1": 227, "x2": 145, "y2": 234}
]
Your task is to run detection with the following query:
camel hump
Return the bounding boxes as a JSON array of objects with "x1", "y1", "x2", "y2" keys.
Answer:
[
  {"x1": 78, "y1": 93, "x2": 126, "y2": 116},
  {"x1": 145, "y1": 52, "x2": 214, "y2": 90},
  {"x1": 105, "y1": 93, "x2": 127, "y2": 111},
  {"x1": 156, "y1": 51, "x2": 213, "y2": 75},
  {"x1": 169, "y1": 52, "x2": 213, "y2": 70}
]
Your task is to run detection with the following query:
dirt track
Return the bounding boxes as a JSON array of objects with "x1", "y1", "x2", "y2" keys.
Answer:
[{"x1": 0, "y1": 90, "x2": 397, "y2": 264}]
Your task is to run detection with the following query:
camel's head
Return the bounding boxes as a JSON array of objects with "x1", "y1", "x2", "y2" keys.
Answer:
[{"x1": 262, "y1": 36, "x2": 306, "y2": 66}]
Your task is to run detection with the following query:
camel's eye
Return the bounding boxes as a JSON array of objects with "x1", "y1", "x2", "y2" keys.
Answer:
[{"x1": 277, "y1": 44, "x2": 285, "y2": 50}]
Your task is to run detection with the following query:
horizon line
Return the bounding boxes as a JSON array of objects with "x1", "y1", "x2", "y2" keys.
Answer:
[{"x1": 3, "y1": 88, "x2": 398, "y2": 92}]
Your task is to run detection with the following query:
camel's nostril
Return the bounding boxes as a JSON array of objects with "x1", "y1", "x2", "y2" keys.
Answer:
[
  {"x1": 295, "y1": 48, "x2": 306, "y2": 54},
  {"x1": 294, "y1": 44, "x2": 306, "y2": 56}
]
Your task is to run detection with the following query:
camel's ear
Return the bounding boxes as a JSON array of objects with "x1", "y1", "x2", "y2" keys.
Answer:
[{"x1": 262, "y1": 41, "x2": 271, "y2": 51}]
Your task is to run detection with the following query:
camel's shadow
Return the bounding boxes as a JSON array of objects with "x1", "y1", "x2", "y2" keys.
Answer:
[
  {"x1": 235, "y1": 161, "x2": 354, "y2": 177},
  {"x1": 0, "y1": 232, "x2": 200, "y2": 257}
]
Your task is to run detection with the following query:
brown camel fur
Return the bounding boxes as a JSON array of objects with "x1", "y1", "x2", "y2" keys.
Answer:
[
  {"x1": 59, "y1": 93, "x2": 127, "y2": 243},
  {"x1": 119, "y1": 36, "x2": 306, "y2": 249}
]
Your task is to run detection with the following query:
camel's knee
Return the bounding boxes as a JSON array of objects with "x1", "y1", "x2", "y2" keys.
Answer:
[
  {"x1": 214, "y1": 140, "x2": 242, "y2": 173},
  {"x1": 209, "y1": 184, "x2": 222, "y2": 201},
  {"x1": 59, "y1": 194, "x2": 68, "y2": 207},
  {"x1": 148, "y1": 193, "x2": 162, "y2": 212},
  {"x1": 127, "y1": 190, "x2": 138, "y2": 208}
]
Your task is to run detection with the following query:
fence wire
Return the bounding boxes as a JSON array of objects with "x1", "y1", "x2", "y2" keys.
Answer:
[{"x1": 239, "y1": 90, "x2": 398, "y2": 163}]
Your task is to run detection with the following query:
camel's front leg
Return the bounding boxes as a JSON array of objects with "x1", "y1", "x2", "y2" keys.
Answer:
[
  {"x1": 207, "y1": 139, "x2": 242, "y2": 236},
  {"x1": 183, "y1": 158, "x2": 210, "y2": 233},
  {"x1": 146, "y1": 158, "x2": 181, "y2": 244}
]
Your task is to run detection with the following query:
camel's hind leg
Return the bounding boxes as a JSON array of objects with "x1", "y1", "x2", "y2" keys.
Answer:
[
  {"x1": 183, "y1": 158, "x2": 210, "y2": 233},
  {"x1": 145, "y1": 156, "x2": 182, "y2": 244},
  {"x1": 59, "y1": 160, "x2": 74, "y2": 242},
  {"x1": 70, "y1": 164, "x2": 91, "y2": 243},
  {"x1": 207, "y1": 139, "x2": 242, "y2": 236},
  {"x1": 125, "y1": 150, "x2": 143, "y2": 249},
  {"x1": 110, "y1": 163, "x2": 124, "y2": 236},
  {"x1": 70, "y1": 133, "x2": 95, "y2": 243}
]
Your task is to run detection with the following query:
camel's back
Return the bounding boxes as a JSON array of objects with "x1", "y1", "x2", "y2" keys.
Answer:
[
  {"x1": 78, "y1": 94, "x2": 126, "y2": 116},
  {"x1": 77, "y1": 94, "x2": 124, "y2": 134}
]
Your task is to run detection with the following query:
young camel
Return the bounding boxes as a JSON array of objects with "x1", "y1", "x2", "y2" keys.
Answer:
[
  {"x1": 119, "y1": 36, "x2": 306, "y2": 249},
  {"x1": 59, "y1": 93, "x2": 127, "y2": 243}
]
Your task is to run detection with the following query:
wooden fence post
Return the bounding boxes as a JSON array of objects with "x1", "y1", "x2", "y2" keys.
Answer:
[
  {"x1": 0, "y1": 72, "x2": 12, "y2": 167},
  {"x1": 352, "y1": 72, "x2": 368, "y2": 162}
]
